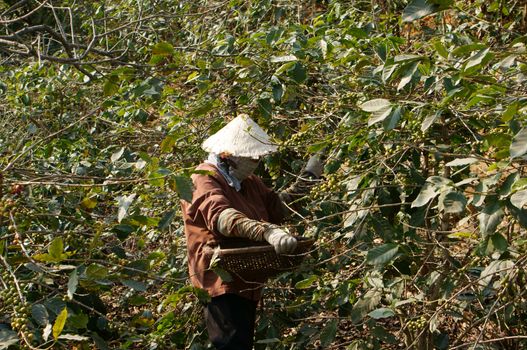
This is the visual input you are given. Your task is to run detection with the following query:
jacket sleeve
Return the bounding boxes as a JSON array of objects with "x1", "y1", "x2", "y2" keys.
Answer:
[{"x1": 184, "y1": 173, "x2": 232, "y2": 236}]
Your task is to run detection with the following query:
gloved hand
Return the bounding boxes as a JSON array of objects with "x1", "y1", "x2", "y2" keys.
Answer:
[
  {"x1": 264, "y1": 227, "x2": 297, "y2": 254},
  {"x1": 305, "y1": 154, "x2": 324, "y2": 179}
]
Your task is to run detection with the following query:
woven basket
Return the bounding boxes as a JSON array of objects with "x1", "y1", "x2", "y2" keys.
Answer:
[{"x1": 209, "y1": 237, "x2": 315, "y2": 278}]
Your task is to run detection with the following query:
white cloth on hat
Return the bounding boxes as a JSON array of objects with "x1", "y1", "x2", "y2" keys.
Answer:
[{"x1": 201, "y1": 114, "x2": 278, "y2": 158}]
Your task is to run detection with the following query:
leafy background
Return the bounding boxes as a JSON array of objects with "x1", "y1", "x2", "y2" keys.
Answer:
[{"x1": 1, "y1": 0, "x2": 527, "y2": 349}]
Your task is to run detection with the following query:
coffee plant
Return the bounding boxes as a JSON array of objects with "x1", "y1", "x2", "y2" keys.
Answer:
[{"x1": 1, "y1": 0, "x2": 527, "y2": 349}]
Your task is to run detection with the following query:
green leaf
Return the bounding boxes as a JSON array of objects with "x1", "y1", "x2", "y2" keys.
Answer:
[
  {"x1": 294, "y1": 275, "x2": 318, "y2": 289},
  {"x1": 149, "y1": 168, "x2": 171, "y2": 187},
  {"x1": 67, "y1": 269, "x2": 78, "y2": 300},
  {"x1": 117, "y1": 193, "x2": 136, "y2": 223},
  {"x1": 464, "y1": 48, "x2": 491, "y2": 71},
  {"x1": 452, "y1": 43, "x2": 487, "y2": 57},
  {"x1": 103, "y1": 75, "x2": 119, "y2": 96},
  {"x1": 212, "y1": 267, "x2": 232, "y2": 282},
  {"x1": 257, "y1": 98, "x2": 273, "y2": 118},
  {"x1": 86, "y1": 264, "x2": 108, "y2": 280},
  {"x1": 440, "y1": 191, "x2": 467, "y2": 214},
  {"x1": 160, "y1": 134, "x2": 177, "y2": 153},
  {"x1": 152, "y1": 41, "x2": 174, "y2": 56},
  {"x1": 175, "y1": 176, "x2": 193, "y2": 202},
  {"x1": 320, "y1": 319, "x2": 338, "y2": 347},
  {"x1": 67, "y1": 313, "x2": 89, "y2": 329},
  {"x1": 289, "y1": 62, "x2": 307, "y2": 84},
  {"x1": 272, "y1": 83, "x2": 283, "y2": 102},
  {"x1": 275, "y1": 61, "x2": 296, "y2": 75},
  {"x1": 487, "y1": 233, "x2": 508, "y2": 254},
  {"x1": 512, "y1": 178, "x2": 527, "y2": 191},
  {"x1": 31, "y1": 304, "x2": 49, "y2": 327},
  {"x1": 49, "y1": 237, "x2": 64, "y2": 260},
  {"x1": 433, "y1": 40, "x2": 449, "y2": 59},
  {"x1": 511, "y1": 189, "x2": 527, "y2": 209},
  {"x1": 383, "y1": 106, "x2": 402, "y2": 131},
  {"x1": 502, "y1": 101, "x2": 518, "y2": 122},
  {"x1": 158, "y1": 209, "x2": 176, "y2": 230},
  {"x1": 478, "y1": 202, "x2": 504, "y2": 238},
  {"x1": 80, "y1": 196, "x2": 97, "y2": 210},
  {"x1": 397, "y1": 62, "x2": 419, "y2": 91},
  {"x1": 485, "y1": 133, "x2": 511, "y2": 148},
  {"x1": 52, "y1": 307, "x2": 68, "y2": 340},
  {"x1": 366, "y1": 243, "x2": 399, "y2": 265},
  {"x1": 359, "y1": 98, "x2": 391, "y2": 112},
  {"x1": 510, "y1": 128, "x2": 527, "y2": 158},
  {"x1": 368, "y1": 307, "x2": 395, "y2": 319},
  {"x1": 122, "y1": 279, "x2": 147, "y2": 292}
]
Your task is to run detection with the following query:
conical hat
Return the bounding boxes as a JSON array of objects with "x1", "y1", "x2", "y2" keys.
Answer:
[{"x1": 202, "y1": 114, "x2": 277, "y2": 158}]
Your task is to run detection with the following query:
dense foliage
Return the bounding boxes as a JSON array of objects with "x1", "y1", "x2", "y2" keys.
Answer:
[{"x1": 1, "y1": 0, "x2": 527, "y2": 349}]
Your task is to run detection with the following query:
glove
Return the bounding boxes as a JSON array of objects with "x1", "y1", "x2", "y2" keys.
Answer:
[
  {"x1": 305, "y1": 154, "x2": 323, "y2": 179},
  {"x1": 264, "y1": 227, "x2": 297, "y2": 254}
]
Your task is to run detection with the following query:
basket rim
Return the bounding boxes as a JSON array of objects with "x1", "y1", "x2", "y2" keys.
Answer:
[{"x1": 216, "y1": 237, "x2": 315, "y2": 256}]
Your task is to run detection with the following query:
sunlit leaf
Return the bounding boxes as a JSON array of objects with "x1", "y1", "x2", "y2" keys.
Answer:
[
  {"x1": 359, "y1": 98, "x2": 391, "y2": 112},
  {"x1": 412, "y1": 182, "x2": 438, "y2": 207},
  {"x1": 368, "y1": 106, "x2": 393, "y2": 126},
  {"x1": 53, "y1": 307, "x2": 68, "y2": 340},
  {"x1": 510, "y1": 128, "x2": 527, "y2": 158},
  {"x1": 464, "y1": 48, "x2": 491, "y2": 71},
  {"x1": 402, "y1": 0, "x2": 445, "y2": 22},
  {"x1": 0, "y1": 329, "x2": 18, "y2": 348},
  {"x1": 421, "y1": 109, "x2": 442, "y2": 132},
  {"x1": 446, "y1": 158, "x2": 478, "y2": 166},
  {"x1": 270, "y1": 55, "x2": 297, "y2": 63},
  {"x1": 117, "y1": 193, "x2": 136, "y2": 223},
  {"x1": 511, "y1": 189, "x2": 527, "y2": 209},
  {"x1": 67, "y1": 269, "x2": 78, "y2": 300}
]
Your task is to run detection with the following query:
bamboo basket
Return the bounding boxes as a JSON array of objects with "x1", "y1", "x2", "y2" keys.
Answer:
[{"x1": 208, "y1": 237, "x2": 315, "y2": 278}]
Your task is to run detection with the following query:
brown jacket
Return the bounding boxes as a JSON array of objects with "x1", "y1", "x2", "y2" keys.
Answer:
[{"x1": 180, "y1": 163, "x2": 286, "y2": 301}]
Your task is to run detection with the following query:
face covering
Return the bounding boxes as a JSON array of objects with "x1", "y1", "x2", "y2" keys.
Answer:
[{"x1": 228, "y1": 156, "x2": 259, "y2": 181}]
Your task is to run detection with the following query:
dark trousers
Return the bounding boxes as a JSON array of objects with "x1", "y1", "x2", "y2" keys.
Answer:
[{"x1": 204, "y1": 293, "x2": 258, "y2": 350}]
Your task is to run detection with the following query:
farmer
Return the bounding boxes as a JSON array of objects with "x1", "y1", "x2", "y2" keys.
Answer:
[{"x1": 180, "y1": 114, "x2": 322, "y2": 350}]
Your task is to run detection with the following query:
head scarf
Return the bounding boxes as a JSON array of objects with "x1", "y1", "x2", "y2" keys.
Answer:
[{"x1": 205, "y1": 154, "x2": 259, "y2": 191}]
